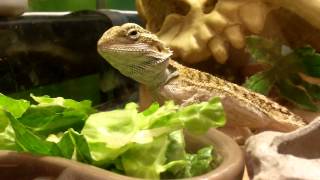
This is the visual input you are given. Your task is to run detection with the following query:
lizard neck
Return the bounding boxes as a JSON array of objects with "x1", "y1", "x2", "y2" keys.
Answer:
[
  {"x1": 146, "y1": 59, "x2": 180, "y2": 89},
  {"x1": 149, "y1": 68, "x2": 169, "y2": 87},
  {"x1": 113, "y1": 55, "x2": 175, "y2": 89},
  {"x1": 144, "y1": 64, "x2": 176, "y2": 89}
]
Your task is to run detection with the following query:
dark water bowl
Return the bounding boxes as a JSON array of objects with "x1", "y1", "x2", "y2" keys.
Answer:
[{"x1": 0, "y1": 129, "x2": 244, "y2": 180}]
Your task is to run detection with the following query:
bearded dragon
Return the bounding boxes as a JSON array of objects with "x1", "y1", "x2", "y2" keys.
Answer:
[{"x1": 97, "y1": 23, "x2": 306, "y2": 132}]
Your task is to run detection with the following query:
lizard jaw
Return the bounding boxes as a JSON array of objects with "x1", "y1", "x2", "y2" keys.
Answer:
[{"x1": 98, "y1": 45, "x2": 172, "y2": 88}]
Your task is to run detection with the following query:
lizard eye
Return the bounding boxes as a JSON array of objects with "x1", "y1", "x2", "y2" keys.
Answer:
[{"x1": 127, "y1": 29, "x2": 139, "y2": 40}]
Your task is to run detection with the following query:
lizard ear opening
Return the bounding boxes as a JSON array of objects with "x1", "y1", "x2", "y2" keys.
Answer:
[
  {"x1": 153, "y1": 40, "x2": 168, "y2": 52},
  {"x1": 155, "y1": 44, "x2": 163, "y2": 52},
  {"x1": 152, "y1": 41, "x2": 173, "y2": 58}
]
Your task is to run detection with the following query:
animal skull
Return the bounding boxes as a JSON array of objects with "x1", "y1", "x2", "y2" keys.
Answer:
[{"x1": 137, "y1": 0, "x2": 320, "y2": 64}]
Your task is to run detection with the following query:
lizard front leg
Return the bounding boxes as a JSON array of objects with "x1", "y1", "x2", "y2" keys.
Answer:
[
  {"x1": 180, "y1": 89, "x2": 212, "y2": 107},
  {"x1": 160, "y1": 83, "x2": 253, "y2": 144},
  {"x1": 160, "y1": 84, "x2": 212, "y2": 106}
]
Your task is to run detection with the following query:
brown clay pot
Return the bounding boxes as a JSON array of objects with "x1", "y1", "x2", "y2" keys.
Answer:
[{"x1": 0, "y1": 129, "x2": 244, "y2": 180}]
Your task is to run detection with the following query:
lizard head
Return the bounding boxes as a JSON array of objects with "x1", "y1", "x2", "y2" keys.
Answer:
[{"x1": 97, "y1": 23, "x2": 173, "y2": 87}]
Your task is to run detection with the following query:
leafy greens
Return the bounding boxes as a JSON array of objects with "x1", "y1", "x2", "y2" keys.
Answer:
[
  {"x1": 0, "y1": 93, "x2": 225, "y2": 179},
  {"x1": 244, "y1": 36, "x2": 320, "y2": 111}
]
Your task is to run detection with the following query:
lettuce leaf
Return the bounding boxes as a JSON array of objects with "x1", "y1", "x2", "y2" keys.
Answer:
[
  {"x1": 5, "y1": 108, "x2": 63, "y2": 157},
  {"x1": 0, "y1": 109, "x2": 16, "y2": 150},
  {"x1": 181, "y1": 146, "x2": 217, "y2": 177},
  {"x1": 0, "y1": 94, "x2": 95, "y2": 157},
  {"x1": 31, "y1": 94, "x2": 95, "y2": 115},
  {"x1": 178, "y1": 97, "x2": 226, "y2": 134},
  {"x1": 81, "y1": 97, "x2": 225, "y2": 178},
  {"x1": 81, "y1": 103, "x2": 140, "y2": 166},
  {"x1": 121, "y1": 135, "x2": 170, "y2": 179},
  {"x1": 18, "y1": 95, "x2": 96, "y2": 136},
  {"x1": 0, "y1": 93, "x2": 225, "y2": 179},
  {"x1": 0, "y1": 93, "x2": 30, "y2": 118}
]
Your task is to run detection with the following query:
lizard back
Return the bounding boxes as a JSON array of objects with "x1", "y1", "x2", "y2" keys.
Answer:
[{"x1": 168, "y1": 60, "x2": 305, "y2": 131}]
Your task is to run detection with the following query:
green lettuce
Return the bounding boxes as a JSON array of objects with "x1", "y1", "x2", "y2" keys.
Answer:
[
  {"x1": 121, "y1": 135, "x2": 171, "y2": 179},
  {"x1": 18, "y1": 95, "x2": 96, "y2": 136},
  {"x1": 0, "y1": 109, "x2": 16, "y2": 150},
  {"x1": 0, "y1": 93, "x2": 225, "y2": 179},
  {"x1": 0, "y1": 93, "x2": 30, "y2": 118},
  {"x1": 81, "y1": 97, "x2": 225, "y2": 179},
  {"x1": 162, "y1": 132, "x2": 220, "y2": 179},
  {"x1": 0, "y1": 94, "x2": 95, "y2": 157}
]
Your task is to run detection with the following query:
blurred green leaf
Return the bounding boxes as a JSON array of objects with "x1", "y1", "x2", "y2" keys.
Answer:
[
  {"x1": 164, "y1": 146, "x2": 217, "y2": 178},
  {"x1": 81, "y1": 98, "x2": 225, "y2": 178},
  {"x1": 276, "y1": 80, "x2": 318, "y2": 111},
  {"x1": 303, "y1": 82, "x2": 320, "y2": 100},
  {"x1": 295, "y1": 47, "x2": 320, "y2": 77},
  {"x1": 106, "y1": 0, "x2": 136, "y2": 10},
  {"x1": 9, "y1": 74, "x2": 101, "y2": 106},
  {"x1": 56, "y1": 132, "x2": 75, "y2": 159},
  {"x1": 31, "y1": 94, "x2": 96, "y2": 115},
  {"x1": 0, "y1": 109, "x2": 16, "y2": 150},
  {"x1": 7, "y1": 109, "x2": 63, "y2": 157},
  {"x1": 245, "y1": 36, "x2": 320, "y2": 111},
  {"x1": 184, "y1": 146, "x2": 215, "y2": 177},
  {"x1": 0, "y1": 93, "x2": 30, "y2": 118},
  {"x1": 179, "y1": 97, "x2": 225, "y2": 134},
  {"x1": 19, "y1": 106, "x2": 85, "y2": 135},
  {"x1": 165, "y1": 130, "x2": 186, "y2": 163},
  {"x1": 0, "y1": 93, "x2": 224, "y2": 179},
  {"x1": 29, "y1": 0, "x2": 96, "y2": 11},
  {"x1": 18, "y1": 95, "x2": 95, "y2": 136},
  {"x1": 68, "y1": 129, "x2": 93, "y2": 164},
  {"x1": 244, "y1": 71, "x2": 274, "y2": 95},
  {"x1": 81, "y1": 104, "x2": 140, "y2": 166},
  {"x1": 121, "y1": 136, "x2": 169, "y2": 179},
  {"x1": 246, "y1": 36, "x2": 282, "y2": 64}
]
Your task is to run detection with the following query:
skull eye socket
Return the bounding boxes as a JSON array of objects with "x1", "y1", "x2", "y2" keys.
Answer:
[
  {"x1": 202, "y1": 0, "x2": 218, "y2": 14},
  {"x1": 127, "y1": 29, "x2": 140, "y2": 39}
]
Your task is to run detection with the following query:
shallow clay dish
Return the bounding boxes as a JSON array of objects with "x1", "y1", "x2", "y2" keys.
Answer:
[{"x1": 0, "y1": 129, "x2": 244, "y2": 180}]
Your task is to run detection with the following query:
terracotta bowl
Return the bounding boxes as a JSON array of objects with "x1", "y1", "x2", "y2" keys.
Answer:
[{"x1": 0, "y1": 129, "x2": 244, "y2": 180}]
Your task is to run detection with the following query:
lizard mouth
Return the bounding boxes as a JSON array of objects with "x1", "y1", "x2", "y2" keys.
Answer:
[{"x1": 99, "y1": 43, "x2": 161, "y2": 54}]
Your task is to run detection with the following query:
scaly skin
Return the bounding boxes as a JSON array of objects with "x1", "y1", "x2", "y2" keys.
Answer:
[{"x1": 97, "y1": 23, "x2": 305, "y2": 132}]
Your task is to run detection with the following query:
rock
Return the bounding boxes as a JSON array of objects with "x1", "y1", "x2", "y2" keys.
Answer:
[
  {"x1": 245, "y1": 118, "x2": 320, "y2": 180},
  {"x1": 0, "y1": 0, "x2": 27, "y2": 16}
]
